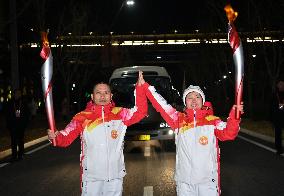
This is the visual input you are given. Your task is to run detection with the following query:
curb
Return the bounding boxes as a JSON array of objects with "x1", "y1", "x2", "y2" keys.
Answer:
[
  {"x1": 240, "y1": 128, "x2": 274, "y2": 143},
  {"x1": 240, "y1": 128, "x2": 284, "y2": 143},
  {"x1": 0, "y1": 136, "x2": 48, "y2": 159}
]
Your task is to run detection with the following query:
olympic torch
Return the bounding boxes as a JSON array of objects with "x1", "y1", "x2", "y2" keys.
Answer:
[
  {"x1": 40, "y1": 32, "x2": 56, "y2": 145},
  {"x1": 224, "y1": 5, "x2": 244, "y2": 120}
]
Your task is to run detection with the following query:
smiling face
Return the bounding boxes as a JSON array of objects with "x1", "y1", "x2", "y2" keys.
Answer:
[
  {"x1": 91, "y1": 83, "x2": 113, "y2": 106},
  {"x1": 185, "y1": 91, "x2": 203, "y2": 110}
]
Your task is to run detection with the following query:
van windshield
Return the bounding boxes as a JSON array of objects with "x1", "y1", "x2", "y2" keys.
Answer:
[{"x1": 110, "y1": 76, "x2": 177, "y2": 107}]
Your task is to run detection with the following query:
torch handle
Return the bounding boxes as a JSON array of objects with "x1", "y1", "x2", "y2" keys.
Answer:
[
  {"x1": 235, "y1": 77, "x2": 243, "y2": 120},
  {"x1": 235, "y1": 106, "x2": 241, "y2": 120},
  {"x1": 48, "y1": 121, "x2": 56, "y2": 146},
  {"x1": 45, "y1": 97, "x2": 57, "y2": 146},
  {"x1": 44, "y1": 82, "x2": 57, "y2": 146}
]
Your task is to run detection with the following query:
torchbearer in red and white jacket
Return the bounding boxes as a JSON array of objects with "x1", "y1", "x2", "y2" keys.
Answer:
[
  {"x1": 140, "y1": 73, "x2": 243, "y2": 196},
  {"x1": 47, "y1": 71, "x2": 147, "y2": 196}
]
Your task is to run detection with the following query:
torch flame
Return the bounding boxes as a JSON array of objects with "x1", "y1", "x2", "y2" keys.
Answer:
[
  {"x1": 41, "y1": 31, "x2": 49, "y2": 47},
  {"x1": 40, "y1": 32, "x2": 50, "y2": 60},
  {"x1": 224, "y1": 4, "x2": 238, "y2": 23}
]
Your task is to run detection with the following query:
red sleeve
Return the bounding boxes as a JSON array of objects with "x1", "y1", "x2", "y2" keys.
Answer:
[
  {"x1": 54, "y1": 115, "x2": 84, "y2": 147},
  {"x1": 214, "y1": 107, "x2": 241, "y2": 141},
  {"x1": 142, "y1": 82, "x2": 179, "y2": 130},
  {"x1": 122, "y1": 84, "x2": 148, "y2": 126}
]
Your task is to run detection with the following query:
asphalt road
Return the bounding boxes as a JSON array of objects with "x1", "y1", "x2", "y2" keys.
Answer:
[{"x1": 0, "y1": 135, "x2": 283, "y2": 196}]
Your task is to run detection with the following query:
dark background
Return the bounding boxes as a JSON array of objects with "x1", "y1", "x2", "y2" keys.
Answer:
[{"x1": 0, "y1": 0, "x2": 283, "y2": 119}]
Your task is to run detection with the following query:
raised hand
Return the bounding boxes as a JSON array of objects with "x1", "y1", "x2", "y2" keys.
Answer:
[{"x1": 137, "y1": 70, "x2": 145, "y2": 86}]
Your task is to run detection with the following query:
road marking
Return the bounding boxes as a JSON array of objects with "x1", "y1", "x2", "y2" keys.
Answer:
[
  {"x1": 0, "y1": 142, "x2": 50, "y2": 168},
  {"x1": 240, "y1": 128, "x2": 275, "y2": 143},
  {"x1": 0, "y1": 135, "x2": 48, "y2": 159},
  {"x1": 143, "y1": 186, "x2": 153, "y2": 196},
  {"x1": 238, "y1": 135, "x2": 284, "y2": 156},
  {"x1": 0, "y1": 163, "x2": 9, "y2": 168},
  {"x1": 144, "y1": 146, "x2": 151, "y2": 157},
  {"x1": 25, "y1": 143, "x2": 51, "y2": 155}
]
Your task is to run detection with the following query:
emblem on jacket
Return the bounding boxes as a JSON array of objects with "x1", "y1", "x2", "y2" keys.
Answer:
[
  {"x1": 199, "y1": 136, "x2": 208, "y2": 145},
  {"x1": 111, "y1": 130, "x2": 118, "y2": 139}
]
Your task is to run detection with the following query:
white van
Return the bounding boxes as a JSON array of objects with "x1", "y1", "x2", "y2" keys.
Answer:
[{"x1": 109, "y1": 66, "x2": 182, "y2": 141}]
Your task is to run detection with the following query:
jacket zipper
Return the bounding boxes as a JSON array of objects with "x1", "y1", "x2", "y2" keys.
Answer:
[
  {"x1": 193, "y1": 110, "x2": 196, "y2": 127},
  {"x1": 102, "y1": 106, "x2": 110, "y2": 181}
]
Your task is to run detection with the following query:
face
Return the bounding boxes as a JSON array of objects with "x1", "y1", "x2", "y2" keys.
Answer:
[
  {"x1": 185, "y1": 91, "x2": 203, "y2": 110},
  {"x1": 277, "y1": 81, "x2": 284, "y2": 92},
  {"x1": 14, "y1": 90, "x2": 22, "y2": 100},
  {"x1": 91, "y1": 84, "x2": 112, "y2": 106}
]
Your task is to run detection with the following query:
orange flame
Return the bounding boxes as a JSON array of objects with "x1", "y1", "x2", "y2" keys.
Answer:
[
  {"x1": 224, "y1": 4, "x2": 238, "y2": 23},
  {"x1": 41, "y1": 31, "x2": 49, "y2": 47}
]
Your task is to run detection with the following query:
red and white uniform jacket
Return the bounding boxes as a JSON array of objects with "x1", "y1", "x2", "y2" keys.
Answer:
[
  {"x1": 142, "y1": 83, "x2": 240, "y2": 192},
  {"x1": 53, "y1": 85, "x2": 147, "y2": 182}
]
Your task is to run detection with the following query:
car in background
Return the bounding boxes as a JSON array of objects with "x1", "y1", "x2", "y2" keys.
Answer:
[{"x1": 109, "y1": 66, "x2": 183, "y2": 142}]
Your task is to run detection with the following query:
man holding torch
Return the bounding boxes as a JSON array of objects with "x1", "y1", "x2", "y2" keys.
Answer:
[{"x1": 47, "y1": 72, "x2": 147, "y2": 196}]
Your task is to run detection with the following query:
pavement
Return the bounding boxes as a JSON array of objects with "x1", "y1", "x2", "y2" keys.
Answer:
[{"x1": 240, "y1": 128, "x2": 284, "y2": 155}]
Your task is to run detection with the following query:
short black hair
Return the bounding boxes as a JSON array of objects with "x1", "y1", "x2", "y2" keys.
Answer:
[{"x1": 92, "y1": 82, "x2": 111, "y2": 92}]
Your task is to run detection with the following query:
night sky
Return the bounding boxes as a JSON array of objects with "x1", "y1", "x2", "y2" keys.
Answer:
[
  {"x1": 1, "y1": 0, "x2": 283, "y2": 43},
  {"x1": 0, "y1": 0, "x2": 283, "y2": 115}
]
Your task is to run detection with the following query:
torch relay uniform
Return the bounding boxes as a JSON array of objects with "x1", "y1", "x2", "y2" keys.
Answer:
[
  {"x1": 51, "y1": 85, "x2": 147, "y2": 196},
  {"x1": 142, "y1": 83, "x2": 241, "y2": 196}
]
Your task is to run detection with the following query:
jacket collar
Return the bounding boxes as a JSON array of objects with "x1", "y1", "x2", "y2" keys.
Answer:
[
  {"x1": 85, "y1": 100, "x2": 114, "y2": 115},
  {"x1": 184, "y1": 108, "x2": 210, "y2": 121}
]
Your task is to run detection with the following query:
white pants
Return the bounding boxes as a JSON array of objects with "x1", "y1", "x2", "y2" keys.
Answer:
[
  {"x1": 176, "y1": 181, "x2": 219, "y2": 196},
  {"x1": 82, "y1": 178, "x2": 123, "y2": 196}
]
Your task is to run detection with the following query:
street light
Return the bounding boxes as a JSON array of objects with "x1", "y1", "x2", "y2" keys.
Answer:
[
  {"x1": 126, "y1": 0, "x2": 135, "y2": 6},
  {"x1": 109, "y1": 0, "x2": 135, "y2": 32}
]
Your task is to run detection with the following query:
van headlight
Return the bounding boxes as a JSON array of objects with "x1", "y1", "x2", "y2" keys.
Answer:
[{"x1": 168, "y1": 130, "x2": 174, "y2": 135}]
